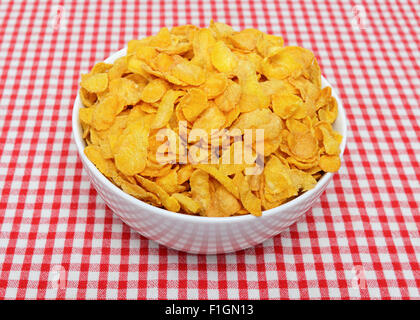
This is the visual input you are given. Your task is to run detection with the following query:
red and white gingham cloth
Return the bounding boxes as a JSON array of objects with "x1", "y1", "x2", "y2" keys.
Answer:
[{"x1": 0, "y1": 0, "x2": 419, "y2": 300}]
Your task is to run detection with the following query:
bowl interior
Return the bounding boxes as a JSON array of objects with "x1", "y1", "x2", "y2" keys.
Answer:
[{"x1": 72, "y1": 48, "x2": 347, "y2": 222}]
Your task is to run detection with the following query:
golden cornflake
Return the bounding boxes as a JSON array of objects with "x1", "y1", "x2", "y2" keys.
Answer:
[{"x1": 78, "y1": 21, "x2": 342, "y2": 217}]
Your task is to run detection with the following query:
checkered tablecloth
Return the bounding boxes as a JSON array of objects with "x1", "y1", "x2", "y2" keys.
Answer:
[{"x1": 0, "y1": 0, "x2": 418, "y2": 300}]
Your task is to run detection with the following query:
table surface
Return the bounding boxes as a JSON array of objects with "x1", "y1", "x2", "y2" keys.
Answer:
[{"x1": 0, "y1": 0, "x2": 419, "y2": 299}]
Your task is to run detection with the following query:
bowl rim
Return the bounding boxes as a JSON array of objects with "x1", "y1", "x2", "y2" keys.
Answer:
[{"x1": 72, "y1": 47, "x2": 347, "y2": 224}]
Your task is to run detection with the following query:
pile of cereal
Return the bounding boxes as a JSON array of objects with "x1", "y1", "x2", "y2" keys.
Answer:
[{"x1": 79, "y1": 21, "x2": 342, "y2": 217}]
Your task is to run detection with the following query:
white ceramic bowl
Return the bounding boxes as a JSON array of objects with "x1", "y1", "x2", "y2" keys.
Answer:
[{"x1": 72, "y1": 48, "x2": 347, "y2": 254}]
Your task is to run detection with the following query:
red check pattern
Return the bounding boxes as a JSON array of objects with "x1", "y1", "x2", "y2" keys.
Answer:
[{"x1": 0, "y1": 0, "x2": 419, "y2": 300}]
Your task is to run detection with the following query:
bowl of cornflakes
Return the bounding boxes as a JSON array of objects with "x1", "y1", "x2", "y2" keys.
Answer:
[{"x1": 72, "y1": 22, "x2": 346, "y2": 254}]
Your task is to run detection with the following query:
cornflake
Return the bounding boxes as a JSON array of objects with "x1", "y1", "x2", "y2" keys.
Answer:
[{"x1": 79, "y1": 21, "x2": 342, "y2": 217}]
